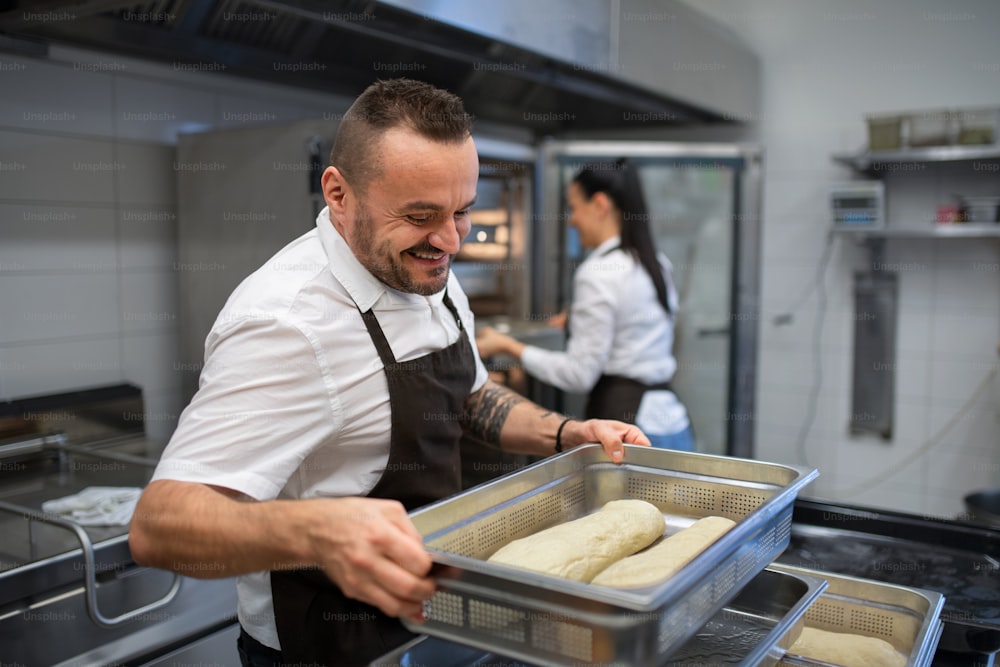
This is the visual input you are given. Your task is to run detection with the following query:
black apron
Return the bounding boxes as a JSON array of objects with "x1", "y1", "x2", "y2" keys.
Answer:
[
  {"x1": 585, "y1": 374, "x2": 672, "y2": 423},
  {"x1": 269, "y1": 292, "x2": 476, "y2": 667}
]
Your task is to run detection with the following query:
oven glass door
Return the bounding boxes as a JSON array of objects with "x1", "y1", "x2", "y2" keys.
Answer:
[{"x1": 537, "y1": 140, "x2": 762, "y2": 458}]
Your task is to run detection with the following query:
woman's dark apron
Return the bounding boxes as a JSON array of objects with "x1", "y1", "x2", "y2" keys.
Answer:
[
  {"x1": 269, "y1": 292, "x2": 476, "y2": 666},
  {"x1": 585, "y1": 374, "x2": 672, "y2": 424}
]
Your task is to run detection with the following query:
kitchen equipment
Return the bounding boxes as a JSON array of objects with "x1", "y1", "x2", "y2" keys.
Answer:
[
  {"x1": 404, "y1": 444, "x2": 818, "y2": 667},
  {"x1": 0, "y1": 384, "x2": 239, "y2": 666},
  {"x1": 830, "y1": 181, "x2": 886, "y2": 228},
  {"x1": 779, "y1": 499, "x2": 1000, "y2": 666},
  {"x1": 770, "y1": 564, "x2": 944, "y2": 667},
  {"x1": 964, "y1": 489, "x2": 1000, "y2": 527},
  {"x1": 373, "y1": 567, "x2": 827, "y2": 667},
  {"x1": 451, "y1": 157, "x2": 532, "y2": 319}
]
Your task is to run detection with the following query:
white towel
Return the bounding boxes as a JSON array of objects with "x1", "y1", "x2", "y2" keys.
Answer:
[{"x1": 41, "y1": 486, "x2": 143, "y2": 526}]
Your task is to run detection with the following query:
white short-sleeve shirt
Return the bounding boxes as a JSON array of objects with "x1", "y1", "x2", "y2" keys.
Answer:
[{"x1": 150, "y1": 207, "x2": 488, "y2": 649}]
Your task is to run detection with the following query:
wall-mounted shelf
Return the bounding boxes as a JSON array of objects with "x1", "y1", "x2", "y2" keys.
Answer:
[
  {"x1": 833, "y1": 224, "x2": 1000, "y2": 239},
  {"x1": 832, "y1": 146, "x2": 1000, "y2": 238},
  {"x1": 833, "y1": 144, "x2": 1000, "y2": 172}
]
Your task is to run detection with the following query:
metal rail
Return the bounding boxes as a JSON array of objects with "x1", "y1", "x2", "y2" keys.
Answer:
[{"x1": 0, "y1": 499, "x2": 181, "y2": 629}]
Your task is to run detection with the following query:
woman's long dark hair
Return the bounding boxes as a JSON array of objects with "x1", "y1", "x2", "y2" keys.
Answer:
[{"x1": 572, "y1": 158, "x2": 671, "y2": 315}]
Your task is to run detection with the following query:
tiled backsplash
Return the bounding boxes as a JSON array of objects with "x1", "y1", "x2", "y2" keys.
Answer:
[{"x1": 0, "y1": 46, "x2": 351, "y2": 448}]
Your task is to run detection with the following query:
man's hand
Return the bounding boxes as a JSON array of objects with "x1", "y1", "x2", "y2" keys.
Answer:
[
  {"x1": 561, "y1": 418, "x2": 651, "y2": 463},
  {"x1": 305, "y1": 497, "x2": 435, "y2": 623}
]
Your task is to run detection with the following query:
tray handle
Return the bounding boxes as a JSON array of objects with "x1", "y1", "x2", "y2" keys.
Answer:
[{"x1": 0, "y1": 499, "x2": 181, "y2": 629}]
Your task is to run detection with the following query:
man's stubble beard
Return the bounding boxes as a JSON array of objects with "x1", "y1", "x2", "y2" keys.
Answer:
[{"x1": 353, "y1": 203, "x2": 451, "y2": 296}]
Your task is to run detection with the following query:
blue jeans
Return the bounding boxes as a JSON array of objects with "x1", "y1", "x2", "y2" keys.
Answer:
[{"x1": 647, "y1": 424, "x2": 695, "y2": 451}]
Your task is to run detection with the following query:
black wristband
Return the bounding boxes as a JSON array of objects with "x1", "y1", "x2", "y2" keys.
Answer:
[{"x1": 555, "y1": 417, "x2": 575, "y2": 453}]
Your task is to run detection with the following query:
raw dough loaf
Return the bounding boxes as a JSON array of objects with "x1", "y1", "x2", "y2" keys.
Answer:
[
  {"x1": 591, "y1": 515, "x2": 736, "y2": 588},
  {"x1": 486, "y1": 499, "x2": 665, "y2": 582},
  {"x1": 787, "y1": 626, "x2": 905, "y2": 667}
]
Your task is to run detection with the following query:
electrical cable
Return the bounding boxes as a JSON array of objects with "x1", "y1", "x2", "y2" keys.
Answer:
[
  {"x1": 772, "y1": 228, "x2": 837, "y2": 327},
  {"x1": 833, "y1": 365, "x2": 998, "y2": 498},
  {"x1": 775, "y1": 229, "x2": 837, "y2": 467}
]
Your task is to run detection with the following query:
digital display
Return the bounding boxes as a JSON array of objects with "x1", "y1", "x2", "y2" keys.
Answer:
[{"x1": 833, "y1": 197, "x2": 875, "y2": 209}]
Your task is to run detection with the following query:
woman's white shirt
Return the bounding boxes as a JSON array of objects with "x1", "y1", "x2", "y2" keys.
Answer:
[{"x1": 519, "y1": 236, "x2": 689, "y2": 435}]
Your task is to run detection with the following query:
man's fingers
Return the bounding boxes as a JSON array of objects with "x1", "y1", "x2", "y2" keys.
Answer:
[
  {"x1": 333, "y1": 551, "x2": 435, "y2": 619},
  {"x1": 370, "y1": 554, "x2": 436, "y2": 604},
  {"x1": 377, "y1": 505, "x2": 433, "y2": 578},
  {"x1": 588, "y1": 420, "x2": 652, "y2": 462},
  {"x1": 625, "y1": 425, "x2": 651, "y2": 447}
]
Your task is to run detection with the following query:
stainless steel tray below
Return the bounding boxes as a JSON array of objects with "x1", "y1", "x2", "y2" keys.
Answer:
[
  {"x1": 374, "y1": 568, "x2": 827, "y2": 667},
  {"x1": 770, "y1": 564, "x2": 945, "y2": 667},
  {"x1": 405, "y1": 445, "x2": 819, "y2": 667}
]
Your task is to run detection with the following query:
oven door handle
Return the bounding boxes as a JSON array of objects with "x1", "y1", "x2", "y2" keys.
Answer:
[{"x1": 0, "y1": 500, "x2": 182, "y2": 629}]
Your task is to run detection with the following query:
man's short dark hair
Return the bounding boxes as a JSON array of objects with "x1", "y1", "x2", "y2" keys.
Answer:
[{"x1": 329, "y1": 78, "x2": 473, "y2": 193}]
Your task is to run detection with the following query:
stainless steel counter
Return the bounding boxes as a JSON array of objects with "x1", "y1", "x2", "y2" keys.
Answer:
[{"x1": 0, "y1": 385, "x2": 239, "y2": 666}]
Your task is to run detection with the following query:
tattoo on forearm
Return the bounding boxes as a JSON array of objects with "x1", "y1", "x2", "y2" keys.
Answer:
[{"x1": 464, "y1": 382, "x2": 526, "y2": 446}]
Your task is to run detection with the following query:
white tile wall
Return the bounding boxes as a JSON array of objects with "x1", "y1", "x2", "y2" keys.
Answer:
[
  {"x1": 0, "y1": 274, "x2": 120, "y2": 344},
  {"x1": 0, "y1": 130, "x2": 117, "y2": 203},
  {"x1": 679, "y1": 0, "x2": 1000, "y2": 515},
  {"x1": 121, "y1": 331, "x2": 183, "y2": 446},
  {"x1": 0, "y1": 57, "x2": 115, "y2": 136},
  {"x1": 116, "y1": 142, "x2": 179, "y2": 205},
  {"x1": 119, "y1": 206, "x2": 178, "y2": 271},
  {"x1": 0, "y1": 47, "x2": 352, "y2": 451},
  {"x1": 114, "y1": 76, "x2": 216, "y2": 143},
  {"x1": 0, "y1": 338, "x2": 123, "y2": 398},
  {"x1": 0, "y1": 203, "x2": 118, "y2": 273}
]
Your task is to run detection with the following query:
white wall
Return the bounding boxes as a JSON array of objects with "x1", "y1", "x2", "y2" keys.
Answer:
[
  {"x1": 671, "y1": 0, "x2": 1000, "y2": 516},
  {"x1": 0, "y1": 45, "x2": 353, "y2": 446}
]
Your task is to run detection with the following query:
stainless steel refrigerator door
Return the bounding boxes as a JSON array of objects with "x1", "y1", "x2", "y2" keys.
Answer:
[{"x1": 536, "y1": 140, "x2": 763, "y2": 458}]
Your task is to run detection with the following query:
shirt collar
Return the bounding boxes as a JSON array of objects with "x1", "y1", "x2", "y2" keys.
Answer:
[
  {"x1": 314, "y1": 206, "x2": 446, "y2": 312},
  {"x1": 592, "y1": 235, "x2": 622, "y2": 257}
]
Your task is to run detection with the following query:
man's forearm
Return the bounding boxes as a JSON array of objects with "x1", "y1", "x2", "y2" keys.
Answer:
[
  {"x1": 129, "y1": 480, "x2": 315, "y2": 578},
  {"x1": 463, "y1": 379, "x2": 566, "y2": 456},
  {"x1": 131, "y1": 479, "x2": 438, "y2": 619}
]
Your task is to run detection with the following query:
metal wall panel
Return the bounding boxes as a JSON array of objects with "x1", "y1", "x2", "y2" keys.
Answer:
[{"x1": 850, "y1": 271, "x2": 898, "y2": 440}]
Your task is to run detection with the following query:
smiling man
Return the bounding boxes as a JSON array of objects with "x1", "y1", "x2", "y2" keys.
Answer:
[{"x1": 129, "y1": 79, "x2": 650, "y2": 667}]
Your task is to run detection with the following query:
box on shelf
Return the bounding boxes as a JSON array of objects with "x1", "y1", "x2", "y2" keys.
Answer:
[
  {"x1": 906, "y1": 109, "x2": 955, "y2": 148},
  {"x1": 866, "y1": 114, "x2": 904, "y2": 151},
  {"x1": 956, "y1": 107, "x2": 1000, "y2": 145},
  {"x1": 958, "y1": 196, "x2": 1000, "y2": 224},
  {"x1": 864, "y1": 107, "x2": 1000, "y2": 152}
]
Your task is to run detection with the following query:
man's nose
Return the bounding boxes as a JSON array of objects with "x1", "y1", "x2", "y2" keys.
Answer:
[{"x1": 429, "y1": 216, "x2": 465, "y2": 254}]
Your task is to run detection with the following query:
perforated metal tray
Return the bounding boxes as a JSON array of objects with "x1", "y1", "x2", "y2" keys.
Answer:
[
  {"x1": 376, "y1": 568, "x2": 827, "y2": 667},
  {"x1": 405, "y1": 444, "x2": 819, "y2": 667},
  {"x1": 770, "y1": 564, "x2": 945, "y2": 667}
]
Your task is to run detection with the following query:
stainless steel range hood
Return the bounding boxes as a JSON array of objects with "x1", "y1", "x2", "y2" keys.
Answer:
[{"x1": 0, "y1": 0, "x2": 758, "y2": 133}]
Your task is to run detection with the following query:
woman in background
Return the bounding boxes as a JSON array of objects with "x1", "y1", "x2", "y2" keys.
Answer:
[{"x1": 476, "y1": 158, "x2": 693, "y2": 450}]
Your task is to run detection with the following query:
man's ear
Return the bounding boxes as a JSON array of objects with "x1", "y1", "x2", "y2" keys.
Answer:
[{"x1": 323, "y1": 166, "x2": 351, "y2": 217}]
